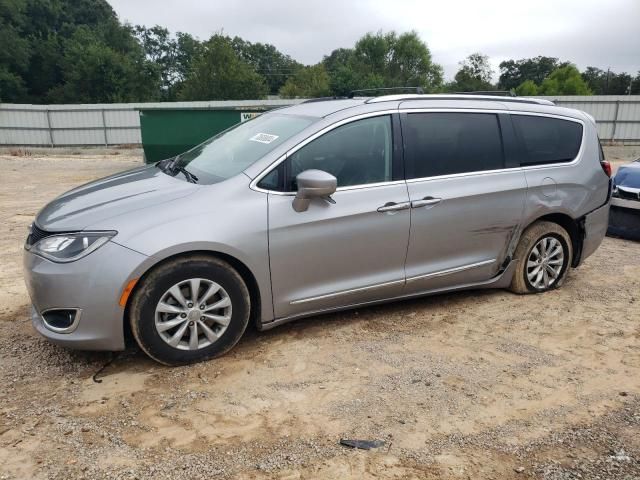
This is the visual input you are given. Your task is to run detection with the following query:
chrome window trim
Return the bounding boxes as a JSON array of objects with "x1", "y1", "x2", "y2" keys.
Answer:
[
  {"x1": 250, "y1": 108, "x2": 586, "y2": 193},
  {"x1": 250, "y1": 110, "x2": 398, "y2": 195},
  {"x1": 401, "y1": 109, "x2": 586, "y2": 183}
]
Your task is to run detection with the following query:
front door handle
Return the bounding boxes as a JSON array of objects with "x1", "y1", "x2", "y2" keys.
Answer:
[
  {"x1": 411, "y1": 196, "x2": 442, "y2": 208},
  {"x1": 377, "y1": 201, "x2": 411, "y2": 213}
]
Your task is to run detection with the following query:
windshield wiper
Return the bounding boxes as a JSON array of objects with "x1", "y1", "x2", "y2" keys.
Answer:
[
  {"x1": 173, "y1": 164, "x2": 199, "y2": 184},
  {"x1": 156, "y1": 157, "x2": 198, "y2": 183}
]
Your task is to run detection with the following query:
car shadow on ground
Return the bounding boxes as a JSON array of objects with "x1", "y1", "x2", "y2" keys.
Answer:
[{"x1": 16, "y1": 287, "x2": 501, "y2": 383}]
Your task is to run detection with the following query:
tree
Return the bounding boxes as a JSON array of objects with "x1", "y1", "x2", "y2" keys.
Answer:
[
  {"x1": 322, "y1": 47, "x2": 382, "y2": 96},
  {"x1": 386, "y1": 31, "x2": 443, "y2": 89},
  {"x1": 515, "y1": 80, "x2": 538, "y2": 96},
  {"x1": 231, "y1": 37, "x2": 302, "y2": 95},
  {"x1": 322, "y1": 31, "x2": 442, "y2": 96},
  {"x1": 582, "y1": 67, "x2": 633, "y2": 95},
  {"x1": 632, "y1": 72, "x2": 640, "y2": 95},
  {"x1": 450, "y1": 53, "x2": 494, "y2": 92},
  {"x1": 179, "y1": 35, "x2": 267, "y2": 100},
  {"x1": 499, "y1": 56, "x2": 568, "y2": 91},
  {"x1": 0, "y1": 0, "x2": 31, "y2": 101},
  {"x1": 538, "y1": 65, "x2": 592, "y2": 95},
  {"x1": 0, "y1": 0, "x2": 161, "y2": 103},
  {"x1": 49, "y1": 26, "x2": 160, "y2": 103},
  {"x1": 279, "y1": 64, "x2": 331, "y2": 98},
  {"x1": 134, "y1": 26, "x2": 201, "y2": 100}
]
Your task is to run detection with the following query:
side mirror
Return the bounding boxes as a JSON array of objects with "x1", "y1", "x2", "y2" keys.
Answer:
[{"x1": 292, "y1": 169, "x2": 337, "y2": 212}]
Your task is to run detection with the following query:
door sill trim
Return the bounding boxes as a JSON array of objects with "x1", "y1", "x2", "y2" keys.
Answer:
[
  {"x1": 406, "y1": 259, "x2": 496, "y2": 283},
  {"x1": 261, "y1": 260, "x2": 516, "y2": 331},
  {"x1": 290, "y1": 279, "x2": 405, "y2": 305}
]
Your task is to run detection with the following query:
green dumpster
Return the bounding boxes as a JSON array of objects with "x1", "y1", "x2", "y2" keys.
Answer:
[{"x1": 139, "y1": 108, "x2": 268, "y2": 163}]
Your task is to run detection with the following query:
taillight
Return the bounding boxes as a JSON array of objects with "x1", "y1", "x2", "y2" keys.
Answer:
[{"x1": 600, "y1": 160, "x2": 612, "y2": 178}]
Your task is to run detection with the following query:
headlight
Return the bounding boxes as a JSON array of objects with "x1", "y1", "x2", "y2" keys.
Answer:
[{"x1": 27, "y1": 231, "x2": 116, "y2": 263}]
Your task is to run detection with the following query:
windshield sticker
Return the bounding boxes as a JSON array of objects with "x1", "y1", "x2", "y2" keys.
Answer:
[{"x1": 249, "y1": 133, "x2": 279, "y2": 144}]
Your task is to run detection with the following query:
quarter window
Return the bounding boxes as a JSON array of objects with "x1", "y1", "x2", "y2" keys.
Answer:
[
  {"x1": 284, "y1": 115, "x2": 393, "y2": 191},
  {"x1": 404, "y1": 113, "x2": 504, "y2": 179},
  {"x1": 512, "y1": 115, "x2": 583, "y2": 165}
]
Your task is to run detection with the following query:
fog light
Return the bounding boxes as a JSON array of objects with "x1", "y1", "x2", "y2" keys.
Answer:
[{"x1": 41, "y1": 308, "x2": 81, "y2": 333}]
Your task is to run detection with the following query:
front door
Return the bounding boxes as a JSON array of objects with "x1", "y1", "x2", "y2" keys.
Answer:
[
  {"x1": 264, "y1": 114, "x2": 411, "y2": 319},
  {"x1": 401, "y1": 111, "x2": 527, "y2": 293}
]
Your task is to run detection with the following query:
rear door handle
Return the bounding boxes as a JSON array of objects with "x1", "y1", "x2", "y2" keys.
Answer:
[
  {"x1": 377, "y1": 201, "x2": 411, "y2": 213},
  {"x1": 411, "y1": 196, "x2": 442, "y2": 208}
]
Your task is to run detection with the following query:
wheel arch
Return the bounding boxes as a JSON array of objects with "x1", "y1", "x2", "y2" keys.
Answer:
[
  {"x1": 122, "y1": 250, "x2": 264, "y2": 346},
  {"x1": 521, "y1": 212, "x2": 584, "y2": 267}
]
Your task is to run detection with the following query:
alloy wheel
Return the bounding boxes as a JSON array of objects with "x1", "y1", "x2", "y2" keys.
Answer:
[
  {"x1": 526, "y1": 236, "x2": 565, "y2": 289},
  {"x1": 154, "y1": 278, "x2": 232, "y2": 350}
]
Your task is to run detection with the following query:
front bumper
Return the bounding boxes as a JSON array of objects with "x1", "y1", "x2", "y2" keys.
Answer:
[
  {"x1": 611, "y1": 197, "x2": 640, "y2": 210},
  {"x1": 24, "y1": 241, "x2": 148, "y2": 351},
  {"x1": 607, "y1": 204, "x2": 640, "y2": 241}
]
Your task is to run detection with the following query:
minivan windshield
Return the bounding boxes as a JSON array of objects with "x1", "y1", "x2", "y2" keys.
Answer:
[{"x1": 173, "y1": 113, "x2": 316, "y2": 184}]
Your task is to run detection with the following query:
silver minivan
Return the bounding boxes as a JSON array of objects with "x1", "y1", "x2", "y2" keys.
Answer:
[{"x1": 23, "y1": 94, "x2": 612, "y2": 365}]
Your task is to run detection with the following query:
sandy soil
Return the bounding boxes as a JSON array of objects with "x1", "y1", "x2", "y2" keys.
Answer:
[{"x1": 0, "y1": 147, "x2": 638, "y2": 480}]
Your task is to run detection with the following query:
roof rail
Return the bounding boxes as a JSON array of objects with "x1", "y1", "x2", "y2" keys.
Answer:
[
  {"x1": 455, "y1": 90, "x2": 516, "y2": 97},
  {"x1": 366, "y1": 94, "x2": 555, "y2": 106},
  {"x1": 301, "y1": 96, "x2": 349, "y2": 104},
  {"x1": 349, "y1": 86, "x2": 424, "y2": 98}
]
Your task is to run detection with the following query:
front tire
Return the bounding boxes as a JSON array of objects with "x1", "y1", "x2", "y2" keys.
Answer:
[
  {"x1": 509, "y1": 221, "x2": 572, "y2": 294},
  {"x1": 129, "y1": 255, "x2": 250, "y2": 365}
]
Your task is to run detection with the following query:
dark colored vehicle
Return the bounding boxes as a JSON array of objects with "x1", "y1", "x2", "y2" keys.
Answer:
[{"x1": 608, "y1": 158, "x2": 640, "y2": 240}]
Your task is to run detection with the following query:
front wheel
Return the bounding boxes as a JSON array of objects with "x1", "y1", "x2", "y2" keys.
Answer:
[
  {"x1": 129, "y1": 255, "x2": 250, "y2": 365},
  {"x1": 509, "y1": 221, "x2": 573, "y2": 294}
]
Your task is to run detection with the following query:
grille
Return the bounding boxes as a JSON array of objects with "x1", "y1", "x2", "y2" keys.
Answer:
[{"x1": 617, "y1": 188, "x2": 640, "y2": 201}]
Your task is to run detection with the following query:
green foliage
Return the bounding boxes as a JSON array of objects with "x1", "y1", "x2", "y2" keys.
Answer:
[
  {"x1": 539, "y1": 65, "x2": 592, "y2": 95},
  {"x1": 515, "y1": 80, "x2": 538, "y2": 96},
  {"x1": 322, "y1": 31, "x2": 442, "y2": 96},
  {"x1": 279, "y1": 64, "x2": 331, "y2": 98},
  {"x1": 499, "y1": 56, "x2": 568, "y2": 91},
  {"x1": 450, "y1": 53, "x2": 494, "y2": 92},
  {"x1": 133, "y1": 26, "x2": 201, "y2": 100},
  {"x1": 231, "y1": 37, "x2": 302, "y2": 95},
  {"x1": 49, "y1": 26, "x2": 160, "y2": 103},
  {"x1": 179, "y1": 35, "x2": 267, "y2": 101},
  {"x1": 581, "y1": 66, "x2": 634, "y2": 95},
  {"x1": 0, "y1": 3, "x2": 634, "y2": 103},
  {"x1": 0, "y1": 0, "x2": 161, "y2": 103}
]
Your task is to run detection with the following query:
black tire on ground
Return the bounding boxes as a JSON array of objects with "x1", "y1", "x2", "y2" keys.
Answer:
[
  {"x1": 509, "y1": 221, "x2": 573, "y2": 295},
  {"x1": 129, "y1": 255, "x2": 250, "y2": 366}
]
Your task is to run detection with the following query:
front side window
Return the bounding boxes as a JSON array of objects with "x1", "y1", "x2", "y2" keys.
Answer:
[
  {"x1": 282, "y1": 115, "x2": 393, "y2": 191},
  {"x1": 512, "y1": 115, "x2": 583, "y2": 166},
  {"x1": 176, "y1": 113, "x2": 316, "y2": 184},
  {"x1": 404, "y1": 112, "x2": 504, "y2": 179}
]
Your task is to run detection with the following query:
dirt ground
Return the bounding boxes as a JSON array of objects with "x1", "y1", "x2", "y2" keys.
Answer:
[{"x1": 0, "y1": 147, "x2": 638, "y2": 480}]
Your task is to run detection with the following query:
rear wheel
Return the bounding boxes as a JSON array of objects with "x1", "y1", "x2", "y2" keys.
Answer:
[
  {"x1": 130, "y1": 255, "x2": 250, "y2": 365},
  {"x1": 510, "y1": 221, "x2": 572, "y2": 294}
]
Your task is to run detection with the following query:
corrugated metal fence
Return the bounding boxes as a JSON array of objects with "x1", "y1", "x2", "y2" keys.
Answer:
[
  {"x1": 0, "y1": 100, "x2": 301, "y2": 147},
  {"x1": 536, "y1": 95, "x2": 640, "y2": 143},
  {"x1": 0, "y1": 96, "x2": 638, "y2": 147}
]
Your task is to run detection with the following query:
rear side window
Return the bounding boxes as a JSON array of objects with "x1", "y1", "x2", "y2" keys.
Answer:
[
  {"x1": 512, "y1": 115, "x2": 583, "y2": 166},
  {"x1": 404, "y1": 113, "x2": 504, "y2": 179}
]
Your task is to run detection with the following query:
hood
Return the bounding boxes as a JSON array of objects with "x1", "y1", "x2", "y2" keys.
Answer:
[
  {"x1": 36, "y1": 165, "x2": 199, "y2": 231},
  {"x1": 614, "y1": 159, "x2": 640, "y2": 188}
]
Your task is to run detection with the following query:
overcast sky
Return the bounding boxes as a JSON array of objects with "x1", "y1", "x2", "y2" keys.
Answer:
[{"x1": 108, "y1": 0, "x2": 640, "y2": 80}]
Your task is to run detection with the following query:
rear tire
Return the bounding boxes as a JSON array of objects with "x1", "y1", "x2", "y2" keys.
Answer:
[
  {"x1": 509, "y1": 221, "x2": 572, "y2": 294},
  {"x1": 129, "y1": 255, "x2": 250, "y2": 366}
]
